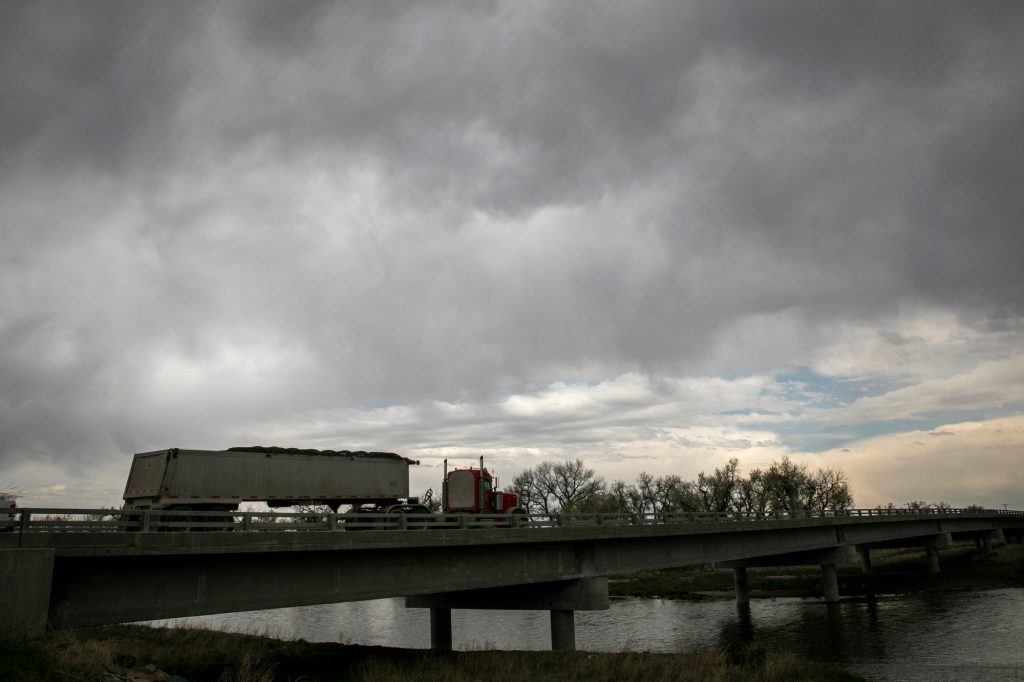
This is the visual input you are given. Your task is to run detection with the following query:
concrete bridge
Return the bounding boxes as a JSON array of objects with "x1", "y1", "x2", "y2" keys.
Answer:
[{"x1": 2, "y1": 507, "x2": 1022, "y2": 649}]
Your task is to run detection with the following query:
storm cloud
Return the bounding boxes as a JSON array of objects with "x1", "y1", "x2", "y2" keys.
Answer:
[{"x1": 2, "y1": 1, "x2": 1022, "y2": 507}]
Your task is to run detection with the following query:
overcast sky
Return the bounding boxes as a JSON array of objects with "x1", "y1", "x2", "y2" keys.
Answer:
[{"x1": 2, "y1": 1, "x2": 1023, "y2": 509}]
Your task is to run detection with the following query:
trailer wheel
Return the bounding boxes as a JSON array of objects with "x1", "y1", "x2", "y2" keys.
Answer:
[
  {"x1": 387, "y1": 507, "x2": 404, "y2": 530},
  {"x1": 407, "y1": 505, "x2": 434, "y2": 529},
  {"x1": 173, "y1": 506, "x2": 195, "y2": 532}
]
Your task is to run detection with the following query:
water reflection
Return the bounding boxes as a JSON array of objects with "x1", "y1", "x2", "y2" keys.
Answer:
[{"x1": 148, "y1": 589, "x2": 1024, "y2": 680}]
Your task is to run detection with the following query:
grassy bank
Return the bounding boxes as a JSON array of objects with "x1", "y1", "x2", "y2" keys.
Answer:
[
  {"x1": 0, "y1": 624, "x2": 861, "y2": 682},
  {"x1": 608, "y1": 540, "x2": 1024, "y2": 600}
]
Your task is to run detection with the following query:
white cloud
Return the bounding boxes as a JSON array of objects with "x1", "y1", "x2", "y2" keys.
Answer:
[
  {"x1": 819, "y1": 357, "x2": 1024, "y2": 426},
  {"x1": 816, "y1": 415, "x2": 1024, "y2": 509}
]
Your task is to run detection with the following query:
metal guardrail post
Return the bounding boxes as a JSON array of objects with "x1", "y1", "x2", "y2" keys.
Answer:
[
  {"x1": 141, "y1": 511, "x2": 151, "y2": 532},
  {"x1": 328, "y1": 513, "x2": 337, "y2": 531},
  {"x1": 243, "y1": 512, "x2": 253, "y2": 531},
  {"x1": 19, "y1": 510, "x2": 30, "y2": 533}
]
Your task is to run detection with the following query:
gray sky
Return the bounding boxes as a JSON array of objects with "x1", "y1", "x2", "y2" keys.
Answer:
[{"x1": 2, "y1": 1, "x2": 1023, "y2": 508}]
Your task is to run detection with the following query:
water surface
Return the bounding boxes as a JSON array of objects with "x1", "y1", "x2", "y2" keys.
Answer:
[{"x1": 149, "y1": 589, "x2": 1024, "y2": 681}]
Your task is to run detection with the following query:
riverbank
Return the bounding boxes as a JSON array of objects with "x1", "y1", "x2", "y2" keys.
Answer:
[
  {"x1": 0, "y1": 624, "x2": 862, "y2": 682},
  {"x1": 608, "y1": 540, "x2": 1024, "y2": 600}
]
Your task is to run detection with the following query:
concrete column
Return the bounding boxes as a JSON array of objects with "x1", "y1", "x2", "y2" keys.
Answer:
[
  {"x1": 0, "y1": 549, "x2": 55, "y2": 640},
  {"x1": 821, "y1": 563, "x2": 840, "y2": 603},
  {"x1": 926, "y1": 546, "x2": 941, "y2": 573},
  {"x1": 858, "y1": 547, "x2": 872, "y2": 574},
  {"x1": 550, "y1": 609, "x2": 576, "y2": 651},
  {"x1": 732, "y1": 566, "x2": 750, "y2": 604},
  {"x1": 981, "y1": 536, "x2": 993, "y2": 554},
  {"x1": 429, "y1": 607, "x2": 452, "y2": 651},
  {"x1": 993, "y1": 529, "x2": 1006, "y2": 543}
]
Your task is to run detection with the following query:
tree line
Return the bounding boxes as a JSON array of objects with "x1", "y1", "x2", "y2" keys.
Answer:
[{"x1": 511, "y1": 456, "x2": 854, "y2": 516}]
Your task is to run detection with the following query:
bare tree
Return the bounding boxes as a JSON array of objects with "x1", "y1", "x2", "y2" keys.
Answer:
[
  {"x1": 761, "y1": 457, "x2": 814, "y2": 513},
  {"x1": 512, "y1": 460, "x2": 605, "y2": 514},
  {"x1": 905, "y1": 500, "x2": 950, "y2": 510},
  {"x1": 734, "y1": 468, "x2": 769, "y2": 516},
  {"x1": 0, "y1": 483, "x2": 23, "y2": 501},
  {"x1": 697, "y1": 458, "x2": 742, "y2": 512},
  {"x1": 808, "y1": 467, "x2": 854, "y2": 513}
]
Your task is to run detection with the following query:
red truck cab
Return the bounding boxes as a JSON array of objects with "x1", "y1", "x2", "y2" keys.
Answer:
[{"x1": 442, "y1": 459, "x2": 522, "y2": 515}]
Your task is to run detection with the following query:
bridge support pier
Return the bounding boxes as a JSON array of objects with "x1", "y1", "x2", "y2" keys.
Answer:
[
  {"x1": 550, "y1": 610, "x2": 576, "y2": 651},
  {"x1": 407, "y1": 578, "x2": 608, "y2": 652},
  {"x1": 820, "y1": 564, "x2": 840, "y2": 603},
  {"x1": 857, "y1": 547, "x2": 872, "y2": 574},
  {"x1": 429, "y1": 608, "x2": 452, "y2": 651},
  {"x1": 0, "y1": 549, "x2": 54, "y2": 640},
  {"x1": 732, "y1": 566, "x2": 749, "y2": 604},
  {"x1": 926, "y1": 546, "x2": 941, "y2": 573}
]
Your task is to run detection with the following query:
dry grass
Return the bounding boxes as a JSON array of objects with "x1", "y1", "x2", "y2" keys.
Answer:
[
  {"x1": 0, "y1": 625, "x2": 860, "y2": 682},
  {"x1": 353, "y1": 647, "x2": 859, "y2": 682}
]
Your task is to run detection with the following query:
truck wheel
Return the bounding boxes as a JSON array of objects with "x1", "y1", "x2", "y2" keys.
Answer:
[
  {"x1": 210, "y1": 506, "x2": 235, "y2": 531},
  {"x1": 509, "y1": 509, "x2": 528, "y2": 528}
]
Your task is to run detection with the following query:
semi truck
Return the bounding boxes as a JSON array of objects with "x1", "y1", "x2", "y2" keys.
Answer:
[{"x1": 121, "y1": 446, "x2": 524, "y2": 521}]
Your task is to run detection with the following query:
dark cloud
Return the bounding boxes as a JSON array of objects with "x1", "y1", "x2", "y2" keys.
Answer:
[{"x1": 1, "y1": 0, "x2": 1023, "y2": 486}]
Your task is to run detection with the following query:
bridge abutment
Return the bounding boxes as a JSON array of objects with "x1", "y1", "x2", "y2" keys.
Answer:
[{"x1": 0, "y1": 549, "x2": 54, "y2": 640}]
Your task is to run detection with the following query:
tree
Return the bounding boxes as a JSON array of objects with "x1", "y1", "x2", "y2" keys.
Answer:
[
  {"x1": 696, "y1": 458, "x2": 742, "y2": 512},
  {"x1": 808, "y1": 467, "x2": 854, "y2": 513},
  {"x1": 734, "y1": 468, "x2": 769, "y2": 515},
  {"x1": 570, "y1": 488, "x2": 631, "y2": 514},
  {"x1": 760, "y1": 457, "x2": 813, "y2": 513},
  {"x1": 635, "y1": 473, "x2": 702, "y2": 514},
  {"x1": 512, "y1": 460, "x2": 605, "y2": 515},
  {"x1": 0, "y1": 483, "x2": 22, "y2": 501},
  {"x1": 905, "y1": 500, "x2": 950, "y2": 510}
]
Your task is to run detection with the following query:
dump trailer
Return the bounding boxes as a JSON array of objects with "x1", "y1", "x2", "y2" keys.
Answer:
[{"x1": 121, "y1": 446, "x2": 418, "y2": 513}]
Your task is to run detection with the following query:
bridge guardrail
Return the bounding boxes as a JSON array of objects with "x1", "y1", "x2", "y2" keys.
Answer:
[{"x1": 5, "y1": 506, "x2": 1022, "y2": 534}]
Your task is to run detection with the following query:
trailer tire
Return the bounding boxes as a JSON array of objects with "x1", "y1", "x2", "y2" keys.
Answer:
[{"x1": 387, "y1": 507, "x2": 404, "y2": 530}]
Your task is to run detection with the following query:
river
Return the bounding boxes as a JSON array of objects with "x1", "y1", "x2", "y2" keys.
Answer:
[{"x1": 147, "y1": 588, "x2": 1024, "y2": 681}]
